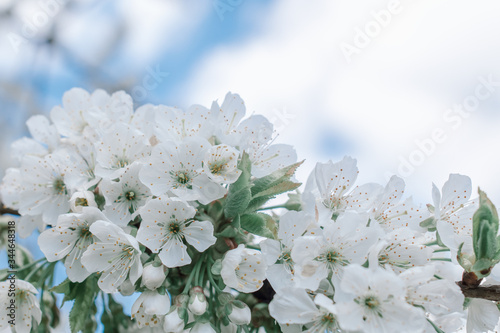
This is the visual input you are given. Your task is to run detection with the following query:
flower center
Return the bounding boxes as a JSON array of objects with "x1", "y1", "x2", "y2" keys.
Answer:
[
  {"x1": 364, "y1": 296, "x2": 380, "y2": 309},
  {"x1": 209, "y1": 161, "x2": 225, "y2": 175},
  {"x1": 321, "y1": 313, "x2": 335, "y2": 324},
  {"x1": 53, "y1": 177, "x2": 67, "y2": 195},
  {"x1": 317, "y1": 249, "x2": 350, "y2": 270},
  {"x1": 80, "y1": 226, "x2": 91, "y2": 238},
  {"x1": 75, "y1": 198, "x2": 89, "y2": 207},
  {"x1": 279, "y1": 250, "x2": 295, "y2": 274},
  {"x1": 168, "y1": 222, "x2": 181, "y2": 235},
  {"x1": 115, "y1": 156, "x2": 129, "y2": 168},
  {"x1": 125, "y1": 191, "x2": 136, "y2": 201}
]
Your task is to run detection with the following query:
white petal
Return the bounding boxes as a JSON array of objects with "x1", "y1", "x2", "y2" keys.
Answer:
[
  {"x1": 183, "y1": 220, "x2": 216, "y2": 252},
  {"x1": 159, "y1": 239, "x2": 192, "y2": 268}
]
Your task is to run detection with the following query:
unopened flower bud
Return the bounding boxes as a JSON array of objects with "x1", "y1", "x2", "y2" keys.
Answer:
[
  {"x1": 188, "y1": 286, "x2": 207, "y2": 315},
  {"x1": 69, "y1": 191, "x2": 97, "y2": 212},
  {"x1": 118, "y1": 278, "x2": 136, "y2": 296},
  {"x1": 228, "y1": 301, "x2": 251, "y2": 325},
  {"x1": 141, "y1": 263, "x2": 166, "y2": 290}
]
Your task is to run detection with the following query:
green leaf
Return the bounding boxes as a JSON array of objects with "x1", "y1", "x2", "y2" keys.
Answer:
[
  {"x1": 253, "y1": 180, "x2": 301, "y2": 199},
  {"x1": 240, "y1": 213, "x2": 275, "y2": 238},
  {"x1": 69, "y1": 275, "x2": 99, "y2": 333},
  {"x1": 224, "y1": 153, "x2": 252, "y2": 218},
  {"x1": 102, "y1": 295, "x2": 131, "y2": 332},
  {"x1": 246, "y1": 195, "x2": 276, "y2": 213},
  {"x1": 216, "y1": 225, "x2": 238, "y2": 238},
  {"x1": 473, "y1": 189, "x2": 500, "y2": 269},
  {"x1": 225, "y1": 187, "x2": 251, "y2": 218},
  {"x1": 476, "y1": 222, "x2": 496, "y2": 260},
  {"x1": 232, "y1": 214, "x2": 241, "y2": 229},
  {"x1": 251, "y1": 160, "x2": 304, "y2": 197},
  {"x1": 50, "y1": 278, "x2": 71, "y2": 295}
]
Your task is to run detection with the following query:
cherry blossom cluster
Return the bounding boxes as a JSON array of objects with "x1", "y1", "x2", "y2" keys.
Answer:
[{"x1": 0, "y1": 89, "x2": 499, "y2": 333}]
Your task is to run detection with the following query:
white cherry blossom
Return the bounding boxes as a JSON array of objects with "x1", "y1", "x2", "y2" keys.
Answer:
[
  {"x1": 335, "y1": 264, "x2": 426, "y2": 333},
  {"x1": 136, "y1": 198, "x2": 216, "y2": 267},
  {"x1": 38, "y1": 207, "x2": 109, "y2": 282},
  {"x1": 221, "y1": 244, "x2": 267, "y2": 293},
  {"x1": 139, "y1": 138, "x2": 225, "y2": 203},
  {"x1": 101, "y1": 162, "x2": 151, "y2": 226},
  {"x1": 81, "y1": 220, "x2": 142, "y2": 293},
  {"x1": 305, "y1": 156, "x2": 383, "y2": 221},
  {"x1": 291, "y1": 212, "x2": 381, "y2": 291},
  {"x1": 94, "y1": 123, "x2": 151, "y2": 179},
  {"x1": 131, "y1": 290, "x2": 170, "y2": 328},
  {"x1": 0, "y1": 280, "x2": 41, "y2": 333}
]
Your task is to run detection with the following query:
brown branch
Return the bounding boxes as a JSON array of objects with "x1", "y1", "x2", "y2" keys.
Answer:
[
  {"x1": 0, "y1": 203, "x2": 19, "y2": 216},
  {"x1": 457, "y1": 281, "x2": 500, "y2": 302}
]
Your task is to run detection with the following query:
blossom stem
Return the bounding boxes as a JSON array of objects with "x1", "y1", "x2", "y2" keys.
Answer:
[
  {"x1": 16, "y1": 257, "x2": 47, "y2": 273},
  {"x1": 194, "y1": 253, "x2": 204, "y2": 287},
  {"x1": 207, "y1": 265, "x2": 223, "y2": 293},
  {"x1": 430, "y1": 258, "x2": 452, "y2": 262},
  {"x1": 257, "y1": 204, "x2": 287, "y2": 211},
  {"x1": 183, "y1": 257, "x2": 204, "y2": 294}
]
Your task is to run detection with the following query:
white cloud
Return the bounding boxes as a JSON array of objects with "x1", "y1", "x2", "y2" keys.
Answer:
[{"x1": 181, "y1": 0, "x2": 500, "y2": 204}]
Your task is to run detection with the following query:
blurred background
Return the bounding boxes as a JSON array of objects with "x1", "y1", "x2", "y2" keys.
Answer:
[
  {"x1": 2, "y1": 0, "x2": 500, "y2": 203},
  {"x1": 2, "y1": 0, "x2": 500, "y2": 330}
]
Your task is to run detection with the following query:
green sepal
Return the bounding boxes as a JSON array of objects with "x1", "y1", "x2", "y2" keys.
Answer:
[
  {"x1": 419, "y1": 217, "x2": 436, "y2": 230},
  {"x1": 472, "y1": 258, "x2": 494, "y2": 275},
  {"x1": 457, "y1": 242, "x2": 471, "y2": 271},
  {"x1": 211, "y1": 259, "x2": 223, "y2": 276},
  {"x1": 218, "y1": 292, "x2": 235, "y2": 305}
]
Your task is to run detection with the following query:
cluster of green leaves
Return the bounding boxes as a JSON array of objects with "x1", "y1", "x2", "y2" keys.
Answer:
[
  {"x1": 222, "y1": 153, "x2": 302, "y2": 240},
  {"x1": 51, "y1": 275, "x2": 131, "y2": 333}
]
